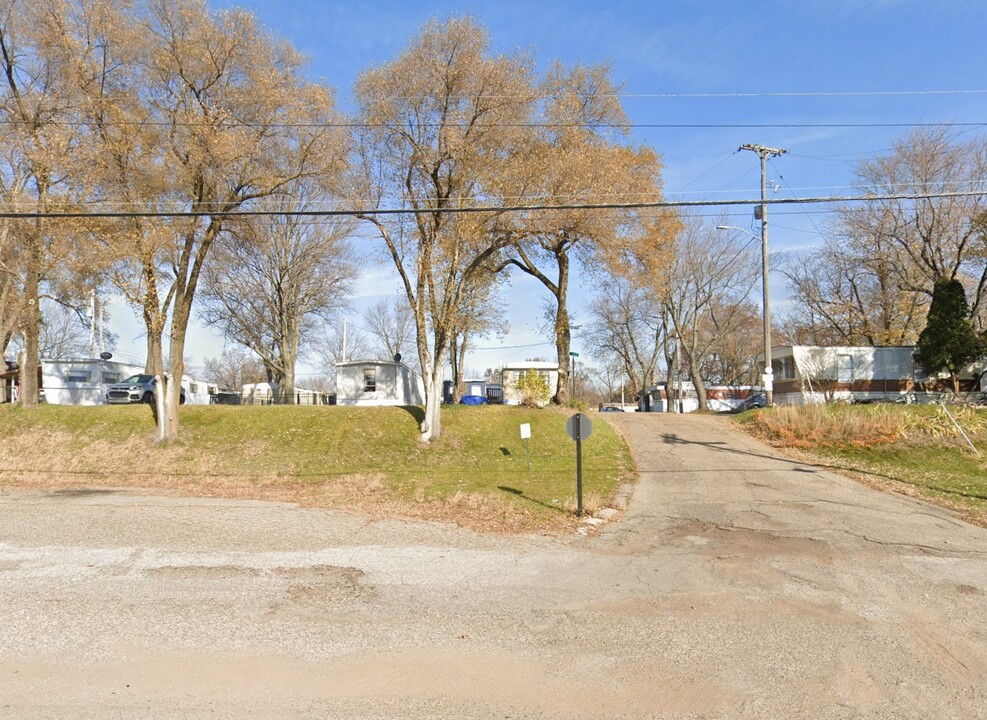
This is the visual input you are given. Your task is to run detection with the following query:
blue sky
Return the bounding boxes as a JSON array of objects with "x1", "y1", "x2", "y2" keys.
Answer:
[{"x1": 109, "y1": 0, "x2": 987, "y2": 379}]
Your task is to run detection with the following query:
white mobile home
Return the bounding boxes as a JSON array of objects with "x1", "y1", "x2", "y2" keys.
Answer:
[
  {"x1": 335, "y1": 360, "x2": 425, "y2": 406},
  {"x1": 41, "y1": 358, "x2": 143, "y2": 405},
  {"x1": 759, "y1": 345, "x2": 987, "y2": 405},
  {"x1": 39, "y1": 358, "x2": 215, "y2": 405}
]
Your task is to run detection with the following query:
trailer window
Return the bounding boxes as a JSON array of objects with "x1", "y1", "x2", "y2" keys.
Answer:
[
  {"x1": 364, "y1": 368, "x2": 376, "y2": 392},
  {"x1": 837, "y1": 354, "x2": 855, "y2": 383}
]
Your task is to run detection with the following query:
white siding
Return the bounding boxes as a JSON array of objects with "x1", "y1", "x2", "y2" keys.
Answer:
[
  {"x1": 41, "y1": 359, "x2": 143, "y2": 405},
  {"x1": 336, "y1": 361, "x2": 425, "y2": 406}
]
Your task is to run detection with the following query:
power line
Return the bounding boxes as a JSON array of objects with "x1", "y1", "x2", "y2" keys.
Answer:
[
  {"x1": 381, "y1": 89, "x2": 987, "y2": 100},
  {"x1": 472, "y1": 341, "x2": 554, "y2": 351},
  {"x1": 2, "y1": 118, "x2": 987, "y2": 130},
  {"x1": 615, "y1": 89, "x2": 987, "y2": 98},
  {"x1": 70, "y1": 206, "x2": 839, "y2": 229},
  {"x1": 2, "y1": 189, "x2": 983, "y2": 220},
  {"x1": 672, "y1": 149, "x2": 741, "y2": 194}
]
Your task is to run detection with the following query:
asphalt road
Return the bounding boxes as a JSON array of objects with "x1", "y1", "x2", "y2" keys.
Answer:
[{"x1": 1, "y1": 412, "x2": 985, "y2": 719}]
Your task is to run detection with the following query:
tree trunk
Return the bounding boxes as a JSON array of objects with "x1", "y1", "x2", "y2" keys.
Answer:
[
  {"x1": 141, "y1": 273, "x2": 167, "y2": 378},
  {"x1": 420, "y1": 362, "x2": 443, "y2": 442},
  {"x1": 663, "y1": 333, "x2": 676, "y2": 413},
  {"x1": 554, "y1": 308, "x2": 571, "y2": 405},
  {"x1": 449, "y1": 335, "x2": 462, "y2": 403},
  {"x1": 164, "y1": 293, "x2": 194, "y2": 440},
  {"x1": 144, "y1": 332, "x2": 164, "y2": 377},
  {"x1": 278, "y1": 318, "x2": 300, "y2": 404},
  {"x1": 282, "y1": 361, "x2": 296, "y2": 405},
  {"x1": 141, "y1": 294, "x2": 166, "y2": 425},
  {"x1": 19, "y1": 233, "x2": 42, "y2": 408},
  {"x1": 261, "y1": 362, "x2": 283, "y2": 404},
  {"x1": 688, "y1": 354, "x2": 709, "y2": 411},
  {"x1": 552, "y1": 253, "x2": 571, "y2": 405}
]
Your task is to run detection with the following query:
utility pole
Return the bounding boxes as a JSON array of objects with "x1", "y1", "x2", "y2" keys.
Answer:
[
  {"x1": 739, "y1": 143, "x2": 786, "y2": 408},
  {"x1": 675, "y1": 335, "x2": 683, "y2": 413},
  {"x1": 341, "y1": 318, "x2": 347, "y2": 364},
  {"x1": 89, "y1": 291, "x2": 96, "y2": 358}
]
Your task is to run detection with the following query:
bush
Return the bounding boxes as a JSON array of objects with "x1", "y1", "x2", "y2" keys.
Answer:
[{"x1": 511, "y1": 370, "x2": 550, "y2": 407}]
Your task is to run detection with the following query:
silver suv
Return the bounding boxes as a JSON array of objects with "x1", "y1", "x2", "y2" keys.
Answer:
[{"x1": 105, "y1": 374, "x2": 186, "y2": 405}]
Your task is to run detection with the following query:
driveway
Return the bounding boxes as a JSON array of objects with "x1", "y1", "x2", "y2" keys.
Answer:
[{"x1": 1, "y1": 412, "x2": 985, "y2": 719}]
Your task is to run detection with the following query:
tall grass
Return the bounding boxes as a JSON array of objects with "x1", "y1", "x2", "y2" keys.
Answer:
[
  {"x1": 743, "y1": 404, "x2": 904, "y2": 448},
  {"x1": 742, "y1": 402, "x2": 987, "y2": 449}
]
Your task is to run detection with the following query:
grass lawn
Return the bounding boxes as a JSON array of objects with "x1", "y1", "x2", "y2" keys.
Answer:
[
  {"x1": 0, "y1": 402, "x2": 633, "y2": 533},
  {"x1": 736, "y1": 403, "x2": 987, "y2": 527}
]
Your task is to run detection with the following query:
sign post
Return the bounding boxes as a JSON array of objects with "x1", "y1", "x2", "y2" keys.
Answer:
[
  {"x1": 569, "y1": 351, "x2": 579, "y2": 399},
  {"x1": 565, "y1": 412, "x2": 593, "y2": 516},
  {"x1": 519, "y1": 423, "x2": 532, "y2": 470}
]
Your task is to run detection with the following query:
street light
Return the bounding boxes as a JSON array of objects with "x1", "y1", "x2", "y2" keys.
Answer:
[{"x1": 717, "y1": 223, "x2": 774, "y2": 407}]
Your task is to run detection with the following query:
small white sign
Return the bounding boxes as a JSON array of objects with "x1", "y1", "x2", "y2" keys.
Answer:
[{"x1": 519, "y1": 423, "x2": 531, "y2": 440}]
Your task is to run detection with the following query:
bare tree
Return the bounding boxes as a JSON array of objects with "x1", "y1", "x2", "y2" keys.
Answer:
[
  {"x1": 655, "y1": 220, "x2": 759, "y2": 411},
  {"x1": 780, "y1": 235, "x2": 928, "y2": 346},
  {"x1": 353, "y1": 17, "x2": 532, "y2": 441},
  {"x1": 37, "y1": 299, "x2": 116, "y2": 359},
  {"x1": 583, "y1": 269, "x2": 664, "y2": 399},
  {"x1": 66, "y1": 0, "x2": 178, "y2": 380},
  {"x1": 585, "y1": 356, "x2": 626, "y2": 405},
  {"x1": 310, "y1": 325, "x2": 372, "y2": 392},
  {"x1": 697, "y1": 300, "x2": 762, "y2": 386},
  {"x1": 198, "y1": 190, "x2": 358, "y2": 404},
  {"x1": 781, "y1": 130, "x2": 987, "y2": 344},
  {"x1": 362, "y1": 295, "x2": 416, "y2": 368},
  {"x1": 201, "y1": 347, "x2": 266, "y2": 391}
]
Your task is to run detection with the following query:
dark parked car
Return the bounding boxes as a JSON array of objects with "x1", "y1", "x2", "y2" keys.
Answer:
[
  {"x1": 600, "y1": 406, "x2": 624, "y2": 412},
  {"x1": 741, "y1": 393, "x2": 765, "y2": 411},
  {"x1": 105, "y1": 374, "x2": 186, "y2": 405}
]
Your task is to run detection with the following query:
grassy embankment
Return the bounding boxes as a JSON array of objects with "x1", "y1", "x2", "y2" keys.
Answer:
[
  {"x1": 0, "y1": 403, "x2": 632, "y2": 533},
  {"x1": 736, "y1": 403, "x2": 987, "y2": 527}
]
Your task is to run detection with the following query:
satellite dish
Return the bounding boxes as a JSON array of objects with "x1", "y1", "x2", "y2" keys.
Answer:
[
  {"x1": 394, "y1": 352, "x2": 402, "y2": 363},
  {"x1": 99, "y1": 351, "x2": 113, "y2": 360}
]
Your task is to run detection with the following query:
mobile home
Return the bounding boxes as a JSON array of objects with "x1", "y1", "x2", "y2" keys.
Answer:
[{"x1": 335, "y1": 359, "x2": 425, "y2": 406}]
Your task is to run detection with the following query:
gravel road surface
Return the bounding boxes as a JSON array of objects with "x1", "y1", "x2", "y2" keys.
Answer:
[{"x1": 1, "y1": 412, "x2": 985, "y2": 719}]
